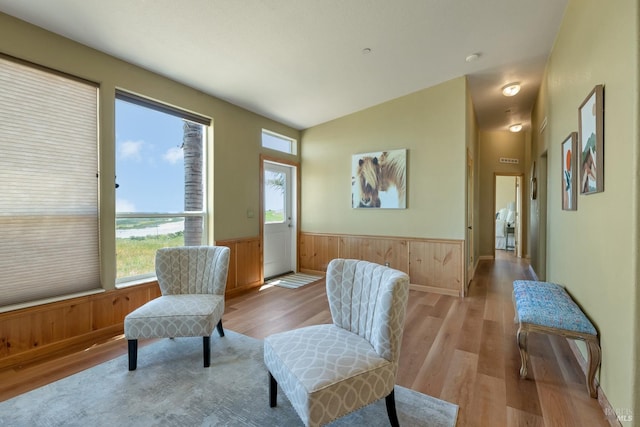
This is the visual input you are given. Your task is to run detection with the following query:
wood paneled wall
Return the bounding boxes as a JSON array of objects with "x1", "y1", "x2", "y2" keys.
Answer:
[
  {"x1": 216, "y1": 236, "x2": 262, "y2": 297},
  {"x1": 0, "y1": 234, "x2": 459, "y2": 369},
  {"x1": 0, "y1": 282, "x2": 160, "y2": 370},
  {"x1": 299, "y1": 232, "x2": 464, "y2": 297}
]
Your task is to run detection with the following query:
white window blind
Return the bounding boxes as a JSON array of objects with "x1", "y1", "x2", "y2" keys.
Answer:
[{"x1": 0, "y1": 56, "x2": 100, "y2": 308}]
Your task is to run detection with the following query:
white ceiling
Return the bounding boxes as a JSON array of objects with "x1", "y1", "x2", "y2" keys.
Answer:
[{"x1": 0, "y1": 0, "x2": 567, "y2": 131}]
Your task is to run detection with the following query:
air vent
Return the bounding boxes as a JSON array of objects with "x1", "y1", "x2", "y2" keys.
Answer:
[{"x1": 500, "y1": 157, "x2": 519, "y2": 164}]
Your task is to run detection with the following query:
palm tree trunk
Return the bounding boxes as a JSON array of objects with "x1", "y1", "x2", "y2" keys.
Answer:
[{"x1": 183, "y1": 121, "x2": 203, "y2": 246}]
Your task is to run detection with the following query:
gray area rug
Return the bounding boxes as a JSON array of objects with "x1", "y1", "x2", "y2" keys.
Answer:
[
  {"x1": 267, "y1": 273, "x2": 324, "y2": 289},
  {"x1": 0, "y1": 331, "x2": 458, "y2": 427}
]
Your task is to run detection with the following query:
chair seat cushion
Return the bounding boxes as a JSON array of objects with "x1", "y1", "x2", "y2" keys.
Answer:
[
  {"x1": 264, "y1": 324, "x2": 394, "y2": 426},
  {"x1": 124, "y1": 294, "x2": 224, "y2": 339}
]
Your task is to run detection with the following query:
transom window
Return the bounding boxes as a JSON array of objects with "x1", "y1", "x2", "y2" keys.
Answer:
[
  {"x1": 115, "y1": 91, "x2": 210, "y2": 283},
  {"x1": 262, "y1": 129, "x2": 296, "y2": 155}
]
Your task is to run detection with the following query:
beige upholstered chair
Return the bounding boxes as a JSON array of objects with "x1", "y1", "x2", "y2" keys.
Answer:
[
  {"x1": 264, "y1": 259, "x2": 410, "y2": 427},
  {"x1": 124, "y1": 246, "x2": 230, "y2": 371}
]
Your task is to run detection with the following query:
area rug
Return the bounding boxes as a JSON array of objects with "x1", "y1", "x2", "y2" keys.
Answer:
[
  {"x1": 0, "y1": 332, "x2": 458, "y2": 427},
  {"x1": 267, "y1": 272, "x2": 324, "y2": 289}
]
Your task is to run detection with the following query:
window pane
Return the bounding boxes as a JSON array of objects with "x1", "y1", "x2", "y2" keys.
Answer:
[
  {"x1": 262, "y1": 130, "x2": 295, "y2": 154},
  {"x1": 116, "y1": 217, "x2": 193, "y2": 280},
  {"x1": 116, "y1": 99, "x2": 198, "y2": 213},
  {"x1": 116, "y1": 93, "x2": 207, "y2": 282},
  {"x1": 264, "y1": 170, "x2": 286, "y2": 223}
]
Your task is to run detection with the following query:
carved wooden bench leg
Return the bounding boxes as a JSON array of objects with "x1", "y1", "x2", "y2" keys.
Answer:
[
  {"x1": 516, "y1": 325, "x2": 529, "y2": 378},
  {"x1": 586, "y1": 338, "x2": 601, "y2": 398}
]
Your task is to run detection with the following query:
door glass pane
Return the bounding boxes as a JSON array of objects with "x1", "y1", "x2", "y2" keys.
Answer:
[{"x1": 264, "y1": 170, "x2": 286, "y2": 223}]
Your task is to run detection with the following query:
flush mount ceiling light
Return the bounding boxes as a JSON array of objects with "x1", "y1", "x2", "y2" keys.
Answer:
[
  {"x1": 502, "y1": 83, "x2": 521, "y2": 97},
  {"x1": 509, "y1": 123, "x2": 523, "y2": 133},
  {"x1": 465, "y1": 53, "x2": 481, "y2": 63}
]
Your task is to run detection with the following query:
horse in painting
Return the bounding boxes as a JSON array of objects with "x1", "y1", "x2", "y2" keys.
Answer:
[{"x1": 353, "y1": 151, "x2": 406, "y2": 208}]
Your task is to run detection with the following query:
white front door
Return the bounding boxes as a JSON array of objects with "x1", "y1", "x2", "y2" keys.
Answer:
[{"x1": 263, "y1": 161, "x2": 295, "y2": 279}]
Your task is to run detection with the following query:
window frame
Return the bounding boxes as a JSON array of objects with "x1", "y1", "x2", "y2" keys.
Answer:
[{"x1": 114, "y1": 90, "x2": 211, "y2": 285}]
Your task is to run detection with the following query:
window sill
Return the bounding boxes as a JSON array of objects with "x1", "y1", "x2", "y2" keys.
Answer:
[{"x1": 115, "y1": 276, "x2": 158, "y2": 290}]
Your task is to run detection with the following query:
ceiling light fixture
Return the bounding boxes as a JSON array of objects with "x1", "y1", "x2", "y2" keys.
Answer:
[
  {"x1": 509, "y1": 123, "x2": 523, "y2": 133},
  {"x1": 502, "y1": 83, "x2": 521, "y2": 97},
  {"x1": 465, "y1": 53, "x2": 480, "y2": 63}
]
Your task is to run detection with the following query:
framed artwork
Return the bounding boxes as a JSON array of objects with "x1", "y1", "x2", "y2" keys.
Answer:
[
  {"x1": 530, "y1": 161, "x2": 537, "y2": 200},
  {"x1": 561, "y1": 132, "x2": 578, "y2": 210},
  {"x1": 578, "y1": 85, "x2": 604, "y2": 194},
  {"x1": 352, "y1": 149, "x2": 407, "y2": 209}
]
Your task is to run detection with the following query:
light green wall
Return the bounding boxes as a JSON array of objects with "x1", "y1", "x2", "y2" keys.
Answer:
[
  {"x1": 477, "y1": 131, "x2": 526, "y2": 257},
  {"x1": 300, "y1": 77, "x2": 467, "y2": 240},
  {"x1": 0, "y1": 13, "x2": 300, "y2": 289},
  {"x1": 495, "y1": 176, "x2": 516, "y2": 213},
  {"x1": 534, "y1": 0, "x2": 639, "y2": 421}
]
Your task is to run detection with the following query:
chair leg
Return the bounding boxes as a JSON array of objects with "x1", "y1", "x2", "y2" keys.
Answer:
[
  {"x1": 385, "y1": 389, "x2": 400, "y2": 427},
  {"x1": 216, "y1": 319, "x2": 225, "y2": 337},
  {"x1": 269, "y1": 372, "x2": 278, "y2": 407},
  {"x1": 128, "y1": 339, "x2": 138, "y2": 371},
  {"x1": 203, "y1": 336, "x2": 211, "y2": 367}
]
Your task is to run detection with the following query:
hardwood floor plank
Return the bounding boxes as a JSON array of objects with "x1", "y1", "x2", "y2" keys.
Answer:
[
  {"x1": 439, "y1": 349, "x2": 478, "y2": 427},
  {"x1": 506, "y1": 406, "x2": 545, "y2": 427},
  {"x1": 477, "y1": 319, "x2": 505, "y2": 379},
  {"x1": 466, "y1": 373, "x2": 507, "y2": 427}
]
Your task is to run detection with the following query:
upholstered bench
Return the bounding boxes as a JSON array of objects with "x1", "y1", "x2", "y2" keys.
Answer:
[{"x1": 512, "y1": 280, "x2": 601, "y2": 398}]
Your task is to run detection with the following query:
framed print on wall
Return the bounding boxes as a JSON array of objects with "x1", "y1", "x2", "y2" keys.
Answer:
[
  {"x1": 561, "y1": 132, "x2": 578, "y2": 210},
  {"x1": 578, "y1": 84, "x2": 604, "y2": 195},
  {"x1": 530, "y1": 161, "x2": 537, "y2": 200},
  {"x1": 351, "y1": 149, "x2": 407, "y2": 209}
]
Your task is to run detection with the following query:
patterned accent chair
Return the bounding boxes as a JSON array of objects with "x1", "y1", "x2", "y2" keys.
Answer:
[
  {"x1": 124, "y1": 246, "x2": 230, "y2": 371},
  {"x1": 264, "y1": 259, "x2": 410, "y2": 427}
]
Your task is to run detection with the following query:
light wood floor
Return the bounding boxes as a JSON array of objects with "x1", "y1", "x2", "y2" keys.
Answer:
[{"x1": 0, "y1": 252, "x2": 612, "y2": 426}]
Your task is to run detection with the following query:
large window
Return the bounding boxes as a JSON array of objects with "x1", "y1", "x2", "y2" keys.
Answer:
[
  {"x1": 0, "y1": 55, "x2": 99, "y2": 309},
  {"x1": 115, "y1": 92, "x2": 209, "y2": 283}
]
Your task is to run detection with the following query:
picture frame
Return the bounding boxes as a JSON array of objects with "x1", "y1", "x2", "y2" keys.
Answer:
[
  {"x1": 578, "y1": 84, "x2": 604, "y2": 194},
  {"x1": 351, "y1": 148, "x2": 407, "y2": 209},
  {"x1": 561, "y1": 132, "x2": 578, "y2": 210},
  {"x1": 530, "y1": 161, "x2": 537, "y2": 200}
]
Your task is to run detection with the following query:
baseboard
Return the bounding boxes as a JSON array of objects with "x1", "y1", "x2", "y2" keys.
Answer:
[
  {"x1": 566, "y1": 339, "x2": 622, "y2": 426},
  {"x1": 527, "y1": 265, "x2": 539, "y2": 281},
  {"x1": 409, "y1": 284, "x2": 460, "y2": 297},
  {"x1": 477, "y1": 255, "x2": 494, "y2": 261}
]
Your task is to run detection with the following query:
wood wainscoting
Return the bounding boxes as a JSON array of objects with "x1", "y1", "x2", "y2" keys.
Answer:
[
  {"x1": 215, "y1": 236, "x2": 262, "y2": 297},
  {"x1": 0, "y1": 282, "x2": 160, "y2": 370},
  {"x1": 299, "y1": 232, "x2": 465, "y2": 297}
]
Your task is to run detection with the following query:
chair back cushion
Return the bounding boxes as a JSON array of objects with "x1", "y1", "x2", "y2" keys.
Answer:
[
  {"x1": 326, "y1": 259, "x2": 409, "y2": 363},
  {"x1": 155, "y1": 246, "x2": 230, "y2": 295}
]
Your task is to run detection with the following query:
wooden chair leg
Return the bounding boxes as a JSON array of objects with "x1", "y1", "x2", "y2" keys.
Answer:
[
  {"x1": 385, "y1": 389, "x2": 400, "y2": 427},
  {"x1": 269, "y1": 372, "x2": 278, "y2": 407},
  {"x1": 216, "y1": 319, "x2": 225, "y2": 337},
  {"x1": 203, "y1": 336, "x2": 211, "y2": 367},
  {"x1": 128, "y1": 339, "x2": 138, "y2": 371}
]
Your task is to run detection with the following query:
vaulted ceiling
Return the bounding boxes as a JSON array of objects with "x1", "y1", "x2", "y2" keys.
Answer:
[{"x1": 0, "y1": 0, "x2": 567, "y2": 131}]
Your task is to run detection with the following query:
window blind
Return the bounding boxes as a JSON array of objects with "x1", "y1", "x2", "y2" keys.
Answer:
[{"x1": 0, "y1": 56, "x2": 100, "y2": 308}]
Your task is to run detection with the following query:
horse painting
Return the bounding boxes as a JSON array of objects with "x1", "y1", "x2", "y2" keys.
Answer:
[{"x1": 352, "y1": 149, "x2": 407, "y2": 208}]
